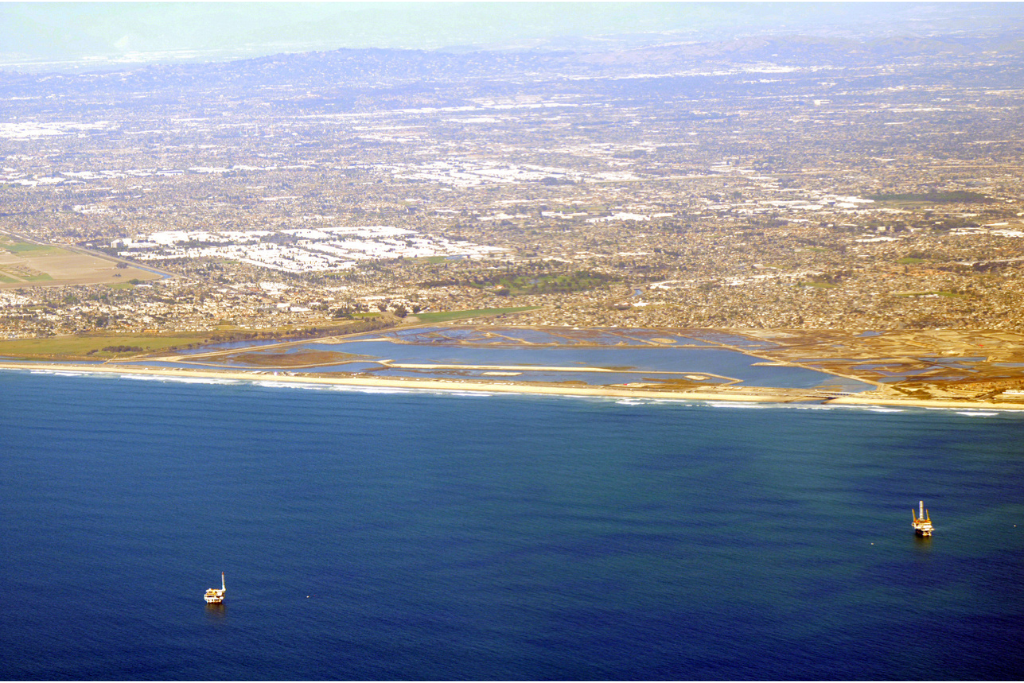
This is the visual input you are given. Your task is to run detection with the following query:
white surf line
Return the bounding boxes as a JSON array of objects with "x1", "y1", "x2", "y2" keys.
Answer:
[{"x1": 5, "y1": 362, "x2": 1022, "y2": 410}]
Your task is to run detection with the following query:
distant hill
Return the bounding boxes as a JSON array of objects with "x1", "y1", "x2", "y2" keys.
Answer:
[{"x1": 3, "y1": 26, "x2": 1024, "y2": 101}]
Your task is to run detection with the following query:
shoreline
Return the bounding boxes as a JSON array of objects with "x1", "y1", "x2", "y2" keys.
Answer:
[{"x1": 2, "y1": 360, "x2": 1023, "y2": 411}]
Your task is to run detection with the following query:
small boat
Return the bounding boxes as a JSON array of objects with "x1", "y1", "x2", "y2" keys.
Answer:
[
  {"x1": 912, "y1": 501, "x2": 933, "y2": 537},
  {"x1": 205, "y1": 572, "x2": 226, "y2": 604}
]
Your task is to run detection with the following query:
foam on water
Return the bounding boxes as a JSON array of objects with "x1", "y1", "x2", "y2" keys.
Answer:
[
  {"x1": 252, "y1": 380, "x2": 331, "y2": 391},
  {"x1": 789, "y1": 403, "x2": 840, "y2": 410},
  {"x1": 4, "y1": 368, "x2": 1024, "y2": 418},
  {"x1": 30, "y1": 369, "x2": 94, "y2": 378},
  {"x1": 707, "y1": 400, "x2": 769, "y2": 409},
  {"x1": 120, "y1": 373, "x2": 241, "y2": 386}
]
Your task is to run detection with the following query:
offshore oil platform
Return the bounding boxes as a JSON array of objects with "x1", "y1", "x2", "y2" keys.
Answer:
[
  {"x1": 204, "y1": 572, "x2": 226, "y2": 604},
  {"x1": 912, "y1": 501, "x2": 933, "y2": 537}
]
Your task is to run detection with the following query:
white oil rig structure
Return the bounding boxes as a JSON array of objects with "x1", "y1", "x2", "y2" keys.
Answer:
[
  {"x1": 912, "y1": 501, "x2": 933, "y2": 537},
  {"x1": 204, "y1": 573, "x2": 226, "y2": 604}
]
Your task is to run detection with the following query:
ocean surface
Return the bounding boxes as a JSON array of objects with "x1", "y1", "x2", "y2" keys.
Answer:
[{"x1": 1, "y1": 369, "x2": 1023, "y2": 680}]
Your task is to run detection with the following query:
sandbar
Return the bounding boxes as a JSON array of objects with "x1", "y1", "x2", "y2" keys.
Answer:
[{"x1": 2, "y1": 360, "x2": 1022, "y2": 411}]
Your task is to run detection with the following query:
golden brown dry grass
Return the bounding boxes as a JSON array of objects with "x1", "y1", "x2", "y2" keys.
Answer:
[{"x1": 0, "y1": 238, "x2": 162, "y2": 288}]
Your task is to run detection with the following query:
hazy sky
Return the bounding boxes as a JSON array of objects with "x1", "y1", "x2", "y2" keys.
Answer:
[{"x1": 2, "y1": 3, "x2": 1021, "y2": 71}]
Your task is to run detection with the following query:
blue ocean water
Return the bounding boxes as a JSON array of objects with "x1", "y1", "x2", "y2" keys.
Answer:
[{"x1": 1, "y1": 369, "x2": 1023, "y2": 680}]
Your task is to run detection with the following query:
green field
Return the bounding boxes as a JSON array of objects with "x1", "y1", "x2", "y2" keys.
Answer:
[
  {"x1": 0, "y1": 238, "x2": 68, "y2": 257},
  {"x1": 0, "y1": 266, "x2": 53, "y2": 283},
  {"x1": 0, "y1": 334, "x2": 210, "y2": 360},
  {"x1": 413, "y1": 306, "x2": 539, "y2": 323}
]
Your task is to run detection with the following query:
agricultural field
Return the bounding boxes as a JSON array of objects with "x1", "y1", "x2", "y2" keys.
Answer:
[
  {"x1": 0, "y1": 333, "x2": 207, "y2": 360},
  {"x1": 0, "y1": 235, "x2": 163, "y2": 288}
]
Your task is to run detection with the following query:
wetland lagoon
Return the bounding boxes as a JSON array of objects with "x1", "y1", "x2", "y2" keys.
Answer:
[
  {"x1": 134, "y1": 326, "x2": 874, "y2": 395},
  {"x1": 4, "y1": 326, "x2": 1024, "y2": 410}
]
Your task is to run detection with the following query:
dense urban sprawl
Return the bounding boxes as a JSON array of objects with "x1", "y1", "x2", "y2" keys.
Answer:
[{"x1": 2, "y1": 31, "x2": 1023, "y2": 340}]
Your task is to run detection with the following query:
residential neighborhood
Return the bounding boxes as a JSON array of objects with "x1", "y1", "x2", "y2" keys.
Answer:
[{"x1": 2, "y1": 31, "x2": 1023, "y2": 339}]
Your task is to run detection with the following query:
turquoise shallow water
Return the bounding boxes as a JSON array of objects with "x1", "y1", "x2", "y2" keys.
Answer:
[{"x1": 1, "y1": 369, "x2": 1022, "y2": 680}]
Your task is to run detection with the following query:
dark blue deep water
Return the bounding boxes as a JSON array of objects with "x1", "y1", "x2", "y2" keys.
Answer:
[{"x1": 2, "y1": 370, "x2": 1023, "y2": 680}]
